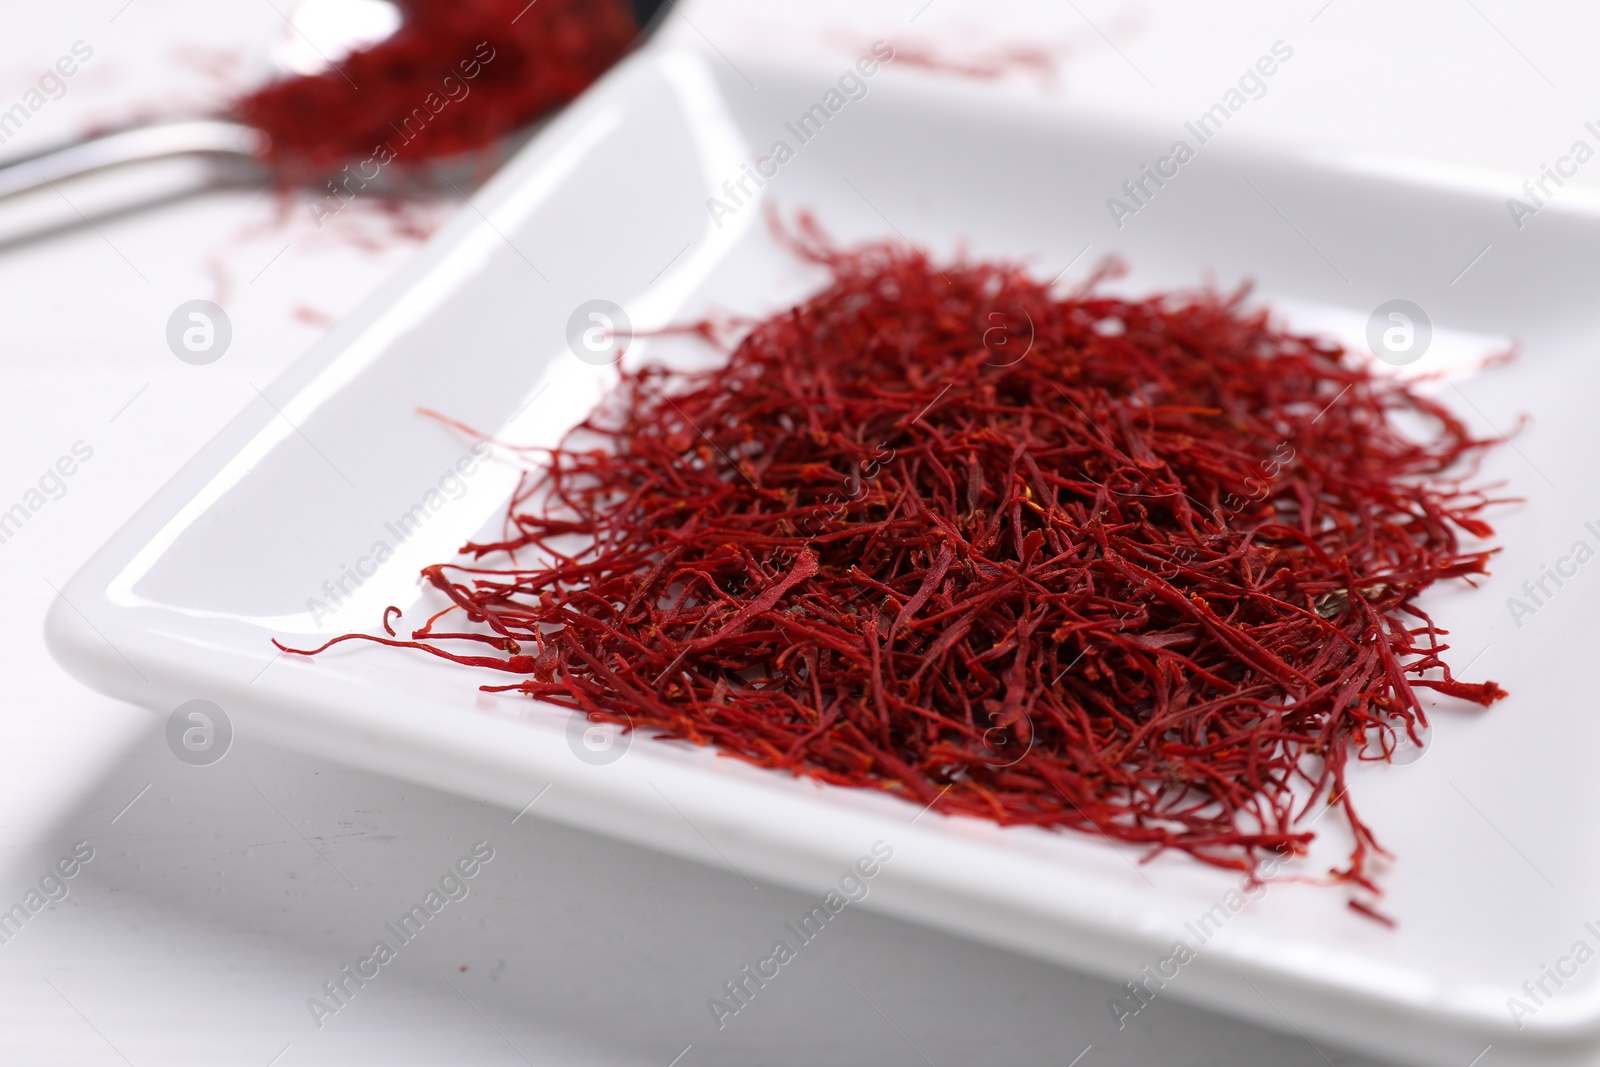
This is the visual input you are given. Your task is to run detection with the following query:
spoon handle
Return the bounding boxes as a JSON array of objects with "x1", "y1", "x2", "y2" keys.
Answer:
[{"x1": 0, "y1": 119, "x2": 268, "y2": 203}]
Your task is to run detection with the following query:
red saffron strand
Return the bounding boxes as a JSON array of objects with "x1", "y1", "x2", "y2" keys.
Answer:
[
  {"x1": 234, "y1": 0, "x2": 638, "y2": 178},
  {"x1": 281, "y1": 216, "x2": 1509, "y2": 897}
]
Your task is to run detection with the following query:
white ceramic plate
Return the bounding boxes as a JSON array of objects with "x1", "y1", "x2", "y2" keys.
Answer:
[{"x1": 47, "y1": 38, "x2": 1600, "y2": 1067}]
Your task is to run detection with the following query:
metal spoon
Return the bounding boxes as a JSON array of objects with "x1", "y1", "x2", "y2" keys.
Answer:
[{"x1": 0, "y1": 0, "x2": 666, "y2": 246}]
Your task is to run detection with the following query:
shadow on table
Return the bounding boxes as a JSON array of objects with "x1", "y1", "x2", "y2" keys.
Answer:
[{"x1": 27, "y1": 715, "x2": 1391, "y2": 1067}]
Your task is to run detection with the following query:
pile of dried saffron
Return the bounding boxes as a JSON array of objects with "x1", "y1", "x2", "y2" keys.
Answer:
[
  {"x1": 285, "y1": 221, "x2": 1508, "y2": 896},
  {"x1": 234, "y1": 0, "x2": 638, "y2": 177}
]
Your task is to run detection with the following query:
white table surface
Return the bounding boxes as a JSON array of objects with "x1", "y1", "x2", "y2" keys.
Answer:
[{"x1": 2, "y1": 1, "x2": 1592, "y2": 1063}]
